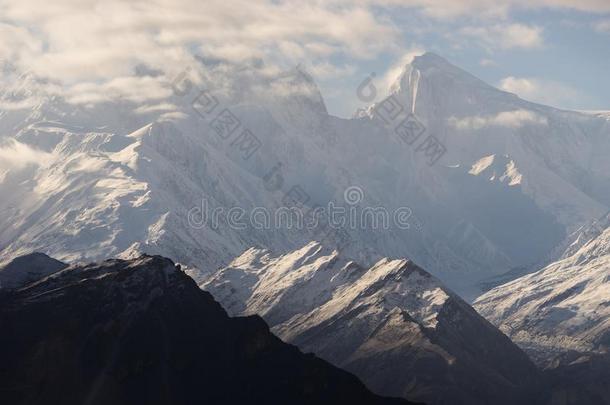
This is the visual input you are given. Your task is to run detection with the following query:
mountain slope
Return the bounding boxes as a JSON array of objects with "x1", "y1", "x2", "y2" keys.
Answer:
[
  {"x1": 204, "y1": 242, "x2": 546, "y2": 405},
  {"x1": 0, "y1": 254, "x2": 411, "y2": 405},
  {"x1": 0, "y1": 252, "x2": 67, "y2": 289},
  {"x1": 544, "y1": 352, "x2": 610, "y2": 405},
  {"x1": 474, "y1": 224, "x2": 610, "y2": 362}
]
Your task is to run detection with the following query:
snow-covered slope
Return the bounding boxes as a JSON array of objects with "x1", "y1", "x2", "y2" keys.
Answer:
[
  {"x1": 1, "y1": 53, "x2": 609, "y2": 297},
  {"x1": 204, "y1": 241, "x2": 545, "y2": 405},
  {"x1": 554, "y1": 211, "x2": 610, "y2": 261},
  {"x1": 474, "y1": 224, "x2": 610, "y2": 362}
]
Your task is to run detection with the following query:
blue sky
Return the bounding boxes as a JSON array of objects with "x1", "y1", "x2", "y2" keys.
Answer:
[{"x1": 0, "y1": 0, "x2": 608, "y2": 118}]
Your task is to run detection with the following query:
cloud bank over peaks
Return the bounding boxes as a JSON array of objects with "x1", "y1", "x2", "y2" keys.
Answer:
[{"x1": 449, "y1": 109, "x2": 548, "y2": 130}]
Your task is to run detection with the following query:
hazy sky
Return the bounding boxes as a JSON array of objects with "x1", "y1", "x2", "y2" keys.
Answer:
[{"x1": 0, "y1": 0, "x2": 609, "y2": 117}]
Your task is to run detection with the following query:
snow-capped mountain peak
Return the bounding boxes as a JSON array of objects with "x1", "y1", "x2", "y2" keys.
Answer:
[{"x1": 409, "y1": 52, "x2": 494, "y2": 88}]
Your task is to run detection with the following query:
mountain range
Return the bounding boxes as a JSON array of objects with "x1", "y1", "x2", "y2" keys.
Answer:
[
  {"x1": 204, "y1": 241, "x2": 545, "y2": 405},
  {"x1": 1, "y1": 51, "x2": 608, "y2": 404},
  {"x1": 1, "y1": 52, "x2": 609, "y2": 299}
]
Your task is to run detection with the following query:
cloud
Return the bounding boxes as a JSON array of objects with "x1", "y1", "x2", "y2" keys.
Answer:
[
  {"x1": 0, "y1": 0, "x2": 606, "y2": 114},
  {"x1": 63, "y1": 76, "x2": 173, "y2": 105},
  {"x1": 499, "y1": 76, "x2": 538, "y2": 95},
  {"x1": 0, "y1": 0, "x2": 407, "y2": 111},
  {"x1": 459, "y1": 24, "x2": 544, "y2": 50},
  {"x1": 498, "y1": 76, "x2": 590, "y2": 108},
  {"x1": 0, "y1": 0, "x2": 399, "y2": 82},
  {"x1": 306, "y1": 62, "x2": 356, "y2": 80},
  {"x1": 0, "y1": 22, "x2": 43, "y2": 64},
  {"x1": 381, "y1": 47, "x2": 426, "y2": 93},
  {"x1": 134, "y1": 103, "x2": 180, "y2": 115},
  {"x1": 449, "y1": 109, "x2": 548, "y2": 130},
  {"x1": 0, "y1": 139, "x2": 54, "y2": 172}
]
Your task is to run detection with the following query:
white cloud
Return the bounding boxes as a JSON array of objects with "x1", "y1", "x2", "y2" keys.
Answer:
[
  {"x1": 498, "y1": 76, "x2": 589, "y2": 108},
  {"x1": 459, "y1": 24, "x2": 544, "y2": 50},
  {"x1": 0, "y1": 0, "x2": 400, "y2": 82},
  {"x1": 381, "y1": 47, "x2": 426, "y2": 93},
  {"x1": 0, "y1": 139, "x2": 54, "y2": 172},
  {"x1": 64, "y1": 76, "x2": 173, "y2": 105},
  {"x1": 449, "y1": 109, "x2": 548, "y2": 130},
  {"x1": 499, "y1": 77, "x2": 539, "y2": 96},
  {"x1": 0, "y1": 0, "x2": 405, "y2": 109},
  {"x1": 0, "y1": 0, "x2": 606, "y2": 114},
  {"x1": 134, "y1": 103, "x2": 180, "y2": 115},
  {"x1": 306, "y1": 62, "x2": 356, "y2": 80},
  {"x1": 0, "y1": 22, "x2": 42, "y2": 64}
]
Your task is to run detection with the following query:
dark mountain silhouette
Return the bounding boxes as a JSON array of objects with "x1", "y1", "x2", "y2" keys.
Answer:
[{"x1": 0, "y1": 254, "x2": 414, "y2": 405}]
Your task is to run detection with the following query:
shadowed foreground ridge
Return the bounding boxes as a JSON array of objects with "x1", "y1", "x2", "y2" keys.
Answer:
[{"x1": 0, "y1": 255, "x2": 414, "y2": 405}]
